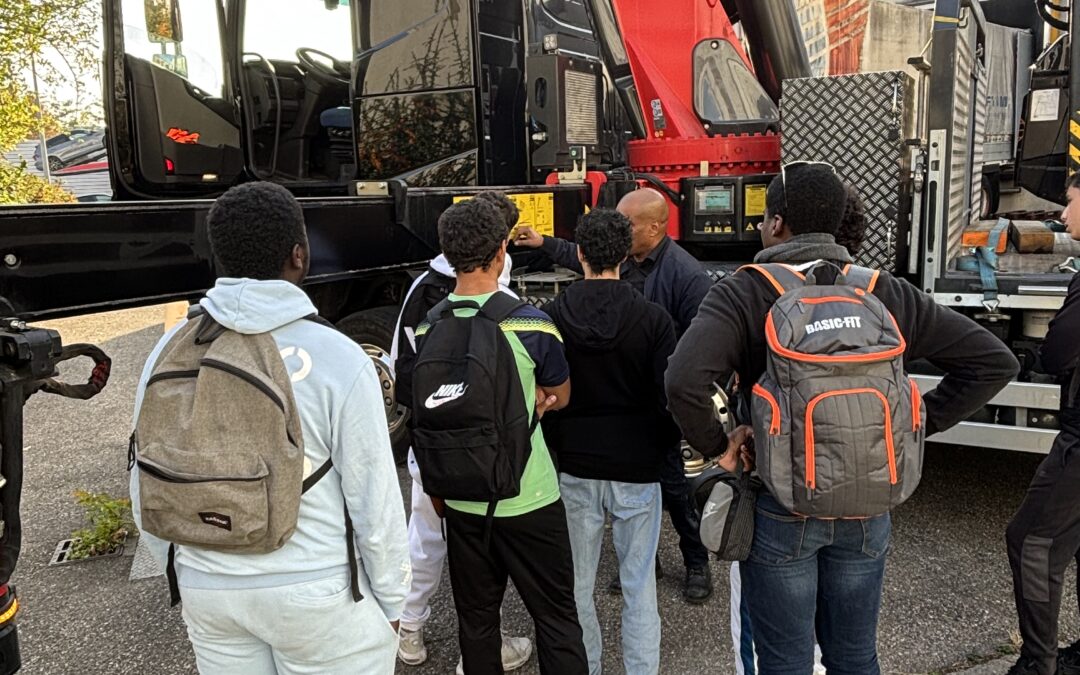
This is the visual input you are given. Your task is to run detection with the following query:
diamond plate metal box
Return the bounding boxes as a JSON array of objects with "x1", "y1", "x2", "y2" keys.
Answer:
[{"x1": 781, "y1": 71, "x2": 916, "y2": 271}]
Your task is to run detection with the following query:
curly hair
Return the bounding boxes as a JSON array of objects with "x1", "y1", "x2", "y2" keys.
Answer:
[
  {"x1": 836, "y1": 184, "x2": 867, "y2": 257},
  {"x1": 438, "y1": 198, "x2": 509, "y2": 273},
  {"x1": 475, "y1": 191, "x2": 520, "y2": 230},
  {"x1": 575, "y1": 208, "x2": 631, "y2": 274},
  {"x1": 206, "y1": 182, "x2": 307, "y2": 280},
  {"x1": 765, "y1": 164, "x2": 847, "y2": 237}
]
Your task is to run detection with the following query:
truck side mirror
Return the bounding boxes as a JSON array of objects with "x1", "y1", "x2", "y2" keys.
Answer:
[{"x1": 144, "y1": 0, "x2": 183, "y2": 44}]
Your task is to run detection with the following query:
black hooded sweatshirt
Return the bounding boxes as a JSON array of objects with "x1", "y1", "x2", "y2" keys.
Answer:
[{"x1": 542, "y1": 280, "x2": 680, "y2": 483}]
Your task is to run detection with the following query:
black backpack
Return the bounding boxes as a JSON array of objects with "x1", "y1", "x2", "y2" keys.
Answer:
[
  {"x1": 410, "y1": 293, "x2": 536, "y2": 518},
  {"x1": 394, "y1": 269, "x2": 455, "y2": 409}
]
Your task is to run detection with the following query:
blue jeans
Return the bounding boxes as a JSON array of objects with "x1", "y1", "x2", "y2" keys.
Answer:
[
  {"x1": 560, "y1": 474, "x2": 662, "y2": 675},
  {"x1": 740, "y1": 492, "x2": 890, "y2": 675}
]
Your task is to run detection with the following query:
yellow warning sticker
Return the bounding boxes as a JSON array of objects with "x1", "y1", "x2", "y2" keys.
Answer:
[
  {"x1": 454, "y1": 192, "x2": 556, "y2": 237},
  {"x1": 745, "y1": 185, "x2": 766, "y2": 217}
]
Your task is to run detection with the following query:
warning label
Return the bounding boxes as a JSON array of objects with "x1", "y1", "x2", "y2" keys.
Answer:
[
  {"x1": 744, "y1": 185, "x2": 766, "y2": 217},
  {"x1": 454, "y1": 192, "x2": 556, "y2": 237}
]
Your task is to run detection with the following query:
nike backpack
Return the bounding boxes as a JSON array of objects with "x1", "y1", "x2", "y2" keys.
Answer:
[
  {"x1": 744, "y1": 262, "x2": 926, "y2": 518},
  {"x1": 409, "y1": 293, "x2": 535, "y2": 518}
]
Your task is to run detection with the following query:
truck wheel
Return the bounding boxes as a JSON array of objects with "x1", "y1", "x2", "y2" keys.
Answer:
[{"x1": 336, "y1": 306, "x2": 410, "y2": 464}]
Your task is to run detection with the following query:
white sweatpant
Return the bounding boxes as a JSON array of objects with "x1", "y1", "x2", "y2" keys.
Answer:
[
  {"x1": 180, "y1": 574, "x2": 398, "y2": 674},
  {"x1": 400, "y1": 449, "x2": 447, "y2": 631}
]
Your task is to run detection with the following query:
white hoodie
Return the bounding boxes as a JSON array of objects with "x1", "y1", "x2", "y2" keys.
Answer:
[{"x1": 130, "y1": 278, "x2": 411, "y2": 621}]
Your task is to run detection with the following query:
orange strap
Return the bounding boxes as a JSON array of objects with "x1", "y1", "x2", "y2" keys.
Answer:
[{"x1": 738, "y1": 263, "x2": 807, "y2": 295}]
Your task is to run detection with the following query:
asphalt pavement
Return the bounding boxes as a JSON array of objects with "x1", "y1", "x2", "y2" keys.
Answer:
[{"x1": 10, "y1": 308, "x2": 1077, "y2": 674}]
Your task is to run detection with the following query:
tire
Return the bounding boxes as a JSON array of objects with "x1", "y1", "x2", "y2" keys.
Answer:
[
  {"x1": 336, "y1": 306, "x2": 410, "y2": 464},
  {"x1": 980, "y1": 174, "x2": 1000, "y2": 219},
  {"x1": 48, "y1": 156, "x2": 63, "y2": 172}
]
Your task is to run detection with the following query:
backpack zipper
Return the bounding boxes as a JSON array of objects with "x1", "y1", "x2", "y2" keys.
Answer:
[
  {"x1": 136, "y1": 459, "x2": 264, "y2": 484},
  {"x1": 200, "y1": 358, "x2": 286, "y2": 413},
  {"x1": 804, "y1": 388, "x2": 898, "y2": 493},
  {"x1": 147, "y1": 370, "x2": 199, "y2": 386}
]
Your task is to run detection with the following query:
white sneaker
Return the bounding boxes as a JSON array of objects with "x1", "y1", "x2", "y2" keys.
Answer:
[
  {"x1": 397, "y1": 627, "x2": 427, "y2": 666},
  {"x1": 455, "y1": 635, "x2": 533, "y2": 674}
]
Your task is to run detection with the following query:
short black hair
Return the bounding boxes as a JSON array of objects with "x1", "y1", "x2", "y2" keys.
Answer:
[
  {"x1": 475, "y1": 191, "x2": 520, "y2": 230},
  {"x1": 1067, "y1": 172, "x2": 1080, "y2": 192},
  {"x1": 438, "y1": 198, "x2": 508, "y2": 273},
  {"x1": 206, "y1": 182, "x2": 307, "y2": 280},
  {"x1": 836, "y1": 184, "x2": 867, "y2": 256},
  {"x1": 765, "y1": 164, "x2": 847, "y2": 237},
  {"x1": 575, "y1": 209, "x2": 631, "y2": 274}
]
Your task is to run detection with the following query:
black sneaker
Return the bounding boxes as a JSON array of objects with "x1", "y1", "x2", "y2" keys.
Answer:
[
  {"x1": 1005, "y1": 656, "x2": 1043, "y2": 675},
  {"x1": 1059, "y1": 640, "x2": 1080, "y2": 675},
  {"x1": 608, "y1": 555, "x2": 663, "y2": 594},
  {"x1": 683, "y1": 565, "x2": 713, "y2": 604}
]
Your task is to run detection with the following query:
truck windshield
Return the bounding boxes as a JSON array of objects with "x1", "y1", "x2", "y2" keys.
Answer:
[{"x1": 243, "y1": 0, "x2": 353, "y2": 62}]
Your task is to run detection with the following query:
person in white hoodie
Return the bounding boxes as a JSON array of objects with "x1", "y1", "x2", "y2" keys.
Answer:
[
  {"x1": 391, "y1": 192, "x2": 533, "y2": 673},
  {"x1": 130, "y1": 182, "x2": 410, "y2": 674}
]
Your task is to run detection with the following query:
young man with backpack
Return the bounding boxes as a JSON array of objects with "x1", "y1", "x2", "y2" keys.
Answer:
[
  {"x1": 540, "y1": 208, "x2": 677, "y2": 674},
  {"x1": 515, "y1": 187, "x2": 715, "y2": 603},
  {"x1": 1004, "y1": 172, "x2": 1080, "y2": 675},
  {"x1": 391, "y1": 192, "x2": 533, "y2": 673},
  {"x1": 129, "y1": 182, "x2": 410, "y2": 674},
  {"x1": 728, "y1": 182, "x2": 867, "y2": 675},
  {"x1": 665, "y1": 163, "x2": 1019, "y2": 672},
  {"x1": 410, "y1": 198, "x2": 587, "y2": 675}
]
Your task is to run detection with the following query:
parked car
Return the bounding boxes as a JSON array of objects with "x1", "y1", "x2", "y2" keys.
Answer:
[{"x1": 33, "y1": 129, "x2": 105, "y2": 172}]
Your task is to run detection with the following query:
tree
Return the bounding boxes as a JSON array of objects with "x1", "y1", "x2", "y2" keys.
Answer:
[{"x1": 0, "y1": 0, "x2": 99, "y2": 204}]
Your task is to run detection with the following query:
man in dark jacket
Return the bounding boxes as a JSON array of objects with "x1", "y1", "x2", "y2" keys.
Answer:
[
  {"x1": 665, "y1": 163, "x2": 1019, "y2": 673},
  {"x1": 542, "y1": 208, "x2": 677, "y2": 675},
  {"x1": 1004, "y1": 173, "x2": 1080, "y2": 675},
  {"x1": 515, "y1": 187, "x2": 715, "y2": 602}
]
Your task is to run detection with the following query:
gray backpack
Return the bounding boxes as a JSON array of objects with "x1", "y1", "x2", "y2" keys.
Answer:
[
  {"x1": 132, "y1": 309, "x2": 359, "y2": 604},
  {"x1": 745, "y1": 262, "x2": 925, "y2": 518}
]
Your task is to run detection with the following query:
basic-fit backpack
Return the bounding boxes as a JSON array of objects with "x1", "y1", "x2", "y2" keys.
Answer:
[
  {"x1": 409, "y1": 293, "x2": 535, "y2": 519},
  {"x1": 744, "y1": 262, "x2": 926, "y2": 518},
  {"x1": 133, "y1": 309, "x2": 333, "y2": 553}
]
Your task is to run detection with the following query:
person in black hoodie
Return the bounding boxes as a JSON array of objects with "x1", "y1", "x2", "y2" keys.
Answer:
[
  {"x1": 517, "y1": 187, "x2": 715, "y2": 603},
  {"x1": 542, "y1": 208, "x2": 677, "y2": 675},
  {"x1": 1004, "y1": 172, "x2": 1080, "y2": 675},
  {"x1": 666, "y1": 163, "x2": 1019, "y2": 673}
]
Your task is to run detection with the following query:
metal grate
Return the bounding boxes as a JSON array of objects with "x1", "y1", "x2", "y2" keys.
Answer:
[
  {"x1": 782, "y1": 71, "x2": 915, "y2": 271},
  {"x1": 564, "y1": 70, "x2": 599, "y2": 146},
  {"x1": 48, "y1": 537, "x2": 127, "y2": 567}
]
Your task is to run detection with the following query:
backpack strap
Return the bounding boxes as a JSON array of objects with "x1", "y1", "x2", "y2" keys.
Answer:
[
  {"x1": 738, "y1": 263, "x2": 808, "y2": 295},
  {"x1": 423, "y1": 298, "x2": 481, "y2": 329},
  {"x1": 344, "y1": 508, "x2": 363, "y2": 602},
  {"x1": 477, "y1": 291, "x2": 526, "y2": 324},
  {"x1": 302, "y1": 458, "x2": 334, "y2": 493},
  {"x1": 841, "y1": 264, "x2": 882, "y2": 294},
  {"x1": 166, "y1": 543, "x2": 180, "y2": 606}
]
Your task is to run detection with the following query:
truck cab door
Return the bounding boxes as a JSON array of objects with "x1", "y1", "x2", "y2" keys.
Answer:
[{"x1": 103, "y1": 0, "x2": 243, "y2": 200}]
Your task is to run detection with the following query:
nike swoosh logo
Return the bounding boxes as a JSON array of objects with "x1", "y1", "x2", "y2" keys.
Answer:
[{"x1": 425, "y1": 393, "x2": 461, "y2": 409}]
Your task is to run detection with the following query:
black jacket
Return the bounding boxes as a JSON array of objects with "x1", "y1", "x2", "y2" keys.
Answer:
[
  {"x1": 542, "y1": 280, "x2": 679, "y2": 483},
  {"x1": 540, "y1": 235, "x2": 713, "y2": 337},
  {"x1": 393, "y1": 268, "x2": 455, "y2": 408},
  {"x1": 665, "y1": 235, "x2": 1021, "y2": 457},
  {"x1": 1041, "y1": 272, "x2": 1080, "y2": 430}
]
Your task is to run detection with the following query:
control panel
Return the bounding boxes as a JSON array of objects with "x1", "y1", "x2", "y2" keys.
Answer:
[{"x1": 680, "y1": 174, "x2": 776, "y2": 243}]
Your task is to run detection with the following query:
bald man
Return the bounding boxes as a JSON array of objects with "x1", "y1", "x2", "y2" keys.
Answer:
[
  {"x1": 515, "y1": 187, "x2": 715, "y2": 604},
  {"x1": 516, "y1": 188, "x2": 712, "y2": 336}
]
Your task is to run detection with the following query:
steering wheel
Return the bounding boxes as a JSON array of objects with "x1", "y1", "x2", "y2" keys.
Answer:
[{"x1": 296, "y1": 48, "x2": 349, "y2": 86}]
